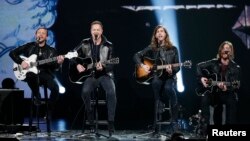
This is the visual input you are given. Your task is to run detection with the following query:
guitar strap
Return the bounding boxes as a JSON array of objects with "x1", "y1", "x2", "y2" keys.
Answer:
[{"x1": 90, "y1": 41, "x2": 100, "y2": 77}]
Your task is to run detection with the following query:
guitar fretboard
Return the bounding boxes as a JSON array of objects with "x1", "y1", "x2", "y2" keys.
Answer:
[
  {"x1": 211, "y1": 81, "x2": 231, "y2": 86},
  {"x1": 34, "y1": 55, "x2": 65, "y2": 66},
  {"x1": 85, "y1": 57, "x2": 119, "y2": 69},
  {"x1": 157, "y1": 63, "x2": 183, "y2": 70}
]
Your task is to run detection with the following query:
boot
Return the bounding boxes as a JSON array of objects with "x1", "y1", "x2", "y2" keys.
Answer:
[
  {"x1": 108, "y1": 121, "x2": 115, "y2": 137},
  {"x1": 171, "y1": 121, "x2": 179, "y2": 133},
  {"x1": 89, "y1": 123, "x2": 95, "y2": 133},
  {"x1": 33, "y1": 95, "x2": 43, "y2": 106},
  {"x1": 87, "y1": 111, "x2": 95, "y2": 133}
]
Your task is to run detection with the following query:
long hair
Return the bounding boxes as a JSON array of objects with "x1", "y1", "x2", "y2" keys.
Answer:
[
  {"x1": 150, "y1": 25, "x2": 173, "y2": 49},
  {"x1": 216, "y1": 41, "x2": 234, "y2": 60}
]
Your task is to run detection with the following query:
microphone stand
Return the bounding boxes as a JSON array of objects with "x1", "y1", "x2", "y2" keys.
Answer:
[
  {"x1": 29, "y1": 40, "x2": 42, "y2": 133},
  {"x1": 91, "y1": 35, "x2": 100, "y2": 78},
  {"x1": 153, "y1": 41, "x2": 160, "y2": 134},
  {"x1": 91, "y1": 38, "x2": 98, "y2": 78},
  {"x1": 134, "y1": 41, "x2": 165, "y2": 139},
  {"x1": 153, "y1": 41, "x2": 161, "y2": 74}
]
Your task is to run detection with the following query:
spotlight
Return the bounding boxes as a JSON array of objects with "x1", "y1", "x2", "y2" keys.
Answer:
[
  {"x1": 59, "y1": 86, "x2": 65, "y2": 94},
  {"x1": 55, "y1": 77, "x2": 65, "y2": 94}
]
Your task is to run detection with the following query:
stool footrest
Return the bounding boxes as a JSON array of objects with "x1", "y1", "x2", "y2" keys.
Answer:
[
  {"x1": 85, "y1": 120, "x2": 108, "y2": 125},
  {"x1": 90, "y1": 100, "x2": 106, "y2": 105},
  {"x1": 156, "y1": 121, "x2": 171, "y2": 125},
  {"x1": 163, "y1": 108, "x2": 170, "y2": 110}
]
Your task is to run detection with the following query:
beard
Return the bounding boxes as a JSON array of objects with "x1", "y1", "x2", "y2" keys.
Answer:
[{"x1": 221, "y1": 52, "x2": 230, "y2": 60}]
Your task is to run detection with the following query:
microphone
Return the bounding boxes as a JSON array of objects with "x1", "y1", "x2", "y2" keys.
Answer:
[
  {"x1": 94, "y1": 35, "x2": 98, "y2": 40},
  {"x1": 157, "y1": 40, "x2": 162, "y2": 48},
  {"x1": 36, "y1": 37, "x2": 40, "y2": 43},
  {"x1": 223, "y1": 51, "x2": 229, "y2": 54}
]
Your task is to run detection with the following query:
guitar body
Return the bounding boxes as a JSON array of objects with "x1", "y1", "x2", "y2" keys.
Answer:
[
  {"x1": 13, "y1": 55, "x2": 39, "y2": 80},
  {"x1": 135, "y1": 58, "x2": 192, "y2": 85},
  {"x1": 195, "y1": 69, "x2": 240, "y2": 96},
  {"x1": 195, "y1": 69, "x2": 218, "y2": 96},
  {"x1": 68, "y1": 57, "x2": 94, "y2": 84},
  {"x1": 69, "y1": 57, "x2": 119, "y2": 84},
  {"x1": 13, "y1": 51, "x2": 78, "y2": 80},
  {"x1": 195, "y1": 83, "x2": 215, "y2": 96},
  {"x1": 135, "y1": 57, "x2": 163, "y2": 85}
]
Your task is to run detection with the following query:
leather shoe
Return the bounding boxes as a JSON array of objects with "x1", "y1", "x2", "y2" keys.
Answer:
[{"x1": 90, "y1": 125, "x2": 95, "y2": 133}]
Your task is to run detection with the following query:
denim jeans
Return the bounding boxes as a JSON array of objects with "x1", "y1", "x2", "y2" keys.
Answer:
[{"x1": 81, "y1": 75, "x2": 116, "y2": 122}]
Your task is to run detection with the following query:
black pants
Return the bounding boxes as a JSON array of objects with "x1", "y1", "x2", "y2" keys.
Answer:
[
  {"x1": 25, "y1": 72, "x2": 59, "y2": 105},
  {"x1": 218, "y1": 92, "x2": 238, "y2": 124},
  {"x1": 201, "y1": 91, "x2": 238, "y2": 125},
  {"x1": 81, "y1": 75, "x2": 116, "y2": 122},
  {"x1": 151, "y1": 76, "x2": 178, "y2": 122}
]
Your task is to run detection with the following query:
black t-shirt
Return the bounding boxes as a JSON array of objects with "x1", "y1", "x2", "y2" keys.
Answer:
[{"x1": 91, "y1": 44, "x2": 100, "y2": 62}]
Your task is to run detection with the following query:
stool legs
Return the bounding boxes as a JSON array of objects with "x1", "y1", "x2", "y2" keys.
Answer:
[
  {"x1": 29, "y1": 95, "x2": 34, "y2": 132},
  {"x1": 82, "y1": 88, "x2": 110, "y2": 138},
  {"x1": 28, "y1": 86, "x2": 51, "y2": 134},
  {"x1": 44, "y1": 86, "x2": 51, "y2": 133}
]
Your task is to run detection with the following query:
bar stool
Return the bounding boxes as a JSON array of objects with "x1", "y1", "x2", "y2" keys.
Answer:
[
  {"x1": 133, "y1": 100, "x2": 173, "y2": 139},
  {"x1": 29, "y1": 85, "x2": 51, "y2": 134},
  {"x1": 155, "y1": 100, "x2": 173, "y2": 134},
  {"x1": 82, "y1": 87, "x2": 109, "y2": 138}
]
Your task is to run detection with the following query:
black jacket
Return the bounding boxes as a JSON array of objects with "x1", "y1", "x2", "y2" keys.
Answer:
[
  {"x1": 9, "y1": 42, "x2": 60, "y2": 77},
  {"x1": 134, "y1": 45, "x2": 180, "y2": 78},
  {"x1": 74, "y1": 35, "x2": 114, "y2": 78},
  {"x1": 196, "y1": 58, "x2": 241, "y2": 93}
]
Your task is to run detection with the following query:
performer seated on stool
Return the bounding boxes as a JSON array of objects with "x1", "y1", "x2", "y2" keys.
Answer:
[
  {"x1": 133, "y1": 25, "x2": 180, "y2": 132},
  {"x1": 9, "y1": 27, "x2": 65, "y2": 115},
  {"x1": 196, "y1": 41, "x2": 241, "y2": 135},
  {"x1": 72, "y1": 20, "x2": 117, "y2": 136}
]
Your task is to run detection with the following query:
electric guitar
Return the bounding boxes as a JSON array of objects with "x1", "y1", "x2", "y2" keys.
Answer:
[
  {"x1": 68, "y1": 57, "x2": 119, "y2": 84},
  {"x1": 134, "y1": 57, "x2": 192, "y2": 85},
  {"x1": 13, "y1": 51, "x2": 78, "y2": 80},
  {"x1": 195, "y1": 69, "x2": 240, "y2": 96}
]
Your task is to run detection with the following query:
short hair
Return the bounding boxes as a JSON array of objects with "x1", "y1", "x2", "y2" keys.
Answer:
[
  {"x1": 35, "y1": 27, "x2": 48, "y2": 37},
  {"x1": 90, "y1": 20, "x2": 103, "y2": 29}
]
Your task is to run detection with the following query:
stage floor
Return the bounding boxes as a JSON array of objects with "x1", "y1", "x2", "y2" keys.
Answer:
[
  {"x1": 0, "y1": 118, "x2": 206, "y2": 141},
  {"x1": 0, "y1": 130, "x2": 206, "y2": 141}
]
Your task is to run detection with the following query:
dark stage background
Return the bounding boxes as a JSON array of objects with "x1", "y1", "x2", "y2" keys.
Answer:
[{"x1": 3, "y1": 0, "x2": 249, "y2": 130}]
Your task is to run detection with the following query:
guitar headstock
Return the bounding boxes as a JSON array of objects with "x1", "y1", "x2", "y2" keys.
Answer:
[
  {"x1": 183, "y1": 60, "x2": 192, "y2": 68},
  {"x1": 232, "y1": 80, "x2": 240, "y2": 89},
  {"x1": 65, "y1": 51, "x2": 78, "y2": 59},
  {"x1": 105, "y1": 57, "x2": 119, "y2": 64}
]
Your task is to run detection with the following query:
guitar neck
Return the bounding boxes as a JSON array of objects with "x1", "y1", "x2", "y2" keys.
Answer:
[
  {"x1": 157, "y1": 63, "x2": 183, "y2": 70},
  {"x1": 86, "y1": 60, "x2": 111, "y2": 69},
  {"x1": 86, "y1": 58, "x2": 119, "y2": 69},
  {"x1": 211, "y1": 81, "x2": 231, "y2": 86},
  {"x1": 36, "y1": 55, "x2": 64, "y2": 66}
]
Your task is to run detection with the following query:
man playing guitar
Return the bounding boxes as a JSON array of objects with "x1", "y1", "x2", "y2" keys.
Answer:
[
  {"x1": 9, "y1": 27, "x2": 64, "y2": 108},
  {"x1": 196, "y1": 41, "x2": 241, "y2": 135},
  {"x1": 71, "y1": 21, "x2": 116, "y2": 137}
]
